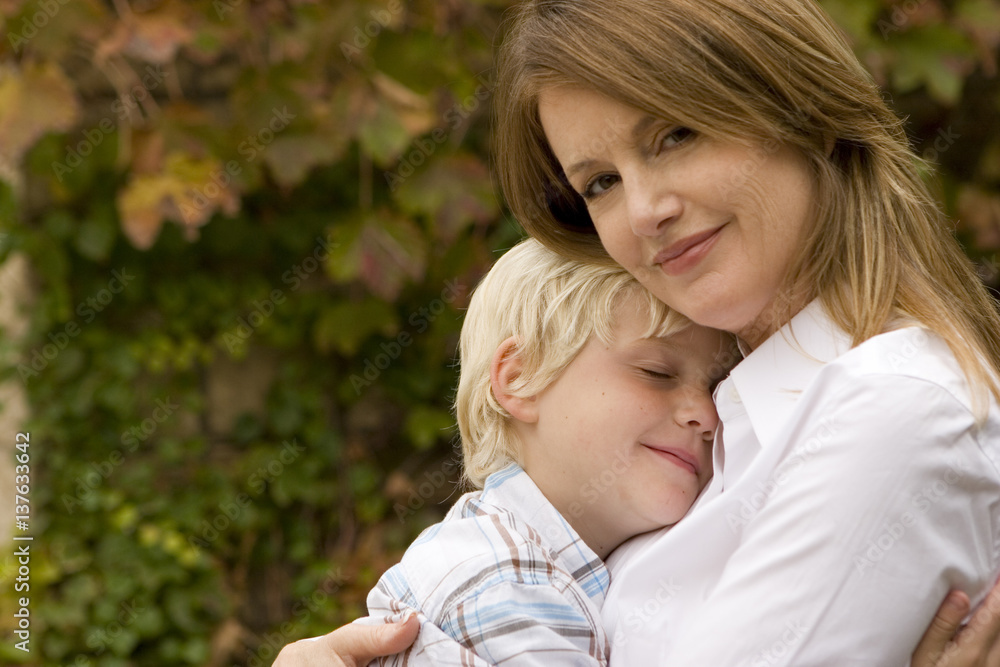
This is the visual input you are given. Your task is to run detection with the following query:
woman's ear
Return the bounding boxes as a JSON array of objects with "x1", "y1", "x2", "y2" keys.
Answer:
[{"x1": 490, "y1": 336, "x2": 539, "y2": 424}]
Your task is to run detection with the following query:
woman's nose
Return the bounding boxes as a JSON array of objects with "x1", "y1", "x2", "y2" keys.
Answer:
[{"x1": 624, "y1": 173, "x2": 684, "y2": 238}]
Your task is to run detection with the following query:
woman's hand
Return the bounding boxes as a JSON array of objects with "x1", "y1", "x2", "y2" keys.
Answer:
[
  {"x1": 912, "y1": 584, "x2": 1000, "y2": 667},
  {"x1": 273, "y1": 614, "x2": 419, "y2": 667}
]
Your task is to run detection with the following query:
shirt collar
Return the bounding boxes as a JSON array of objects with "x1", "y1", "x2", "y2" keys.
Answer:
[
  {"x1": 481, "y1": 463, "x2": 610, "y2": 606},
  {"x1": 728, "y1": 299, "x2": 853, "y2": 453}
]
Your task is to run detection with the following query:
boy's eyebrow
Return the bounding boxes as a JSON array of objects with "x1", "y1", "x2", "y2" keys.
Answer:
[
  {"x1": 629, "y1": 336, "x2": 681, "y2": 352},
  {"x1": 631, "y1": 115, "x2": 660, "y2": 143}
]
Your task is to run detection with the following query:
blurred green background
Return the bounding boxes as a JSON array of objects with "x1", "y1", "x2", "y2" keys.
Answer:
[{"x1": 0, "y1": 0, "x2": 996, "y2": 664}]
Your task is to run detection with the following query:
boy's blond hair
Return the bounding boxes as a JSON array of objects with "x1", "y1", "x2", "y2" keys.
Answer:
[{"x1": 455, "y1": 238, "x2": 691, "y2": 488}]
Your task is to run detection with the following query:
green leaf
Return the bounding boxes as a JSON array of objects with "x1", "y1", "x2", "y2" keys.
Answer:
[
  {"x1": 404, "y1": 406, "x2": 455, "y2": 450},
  {"x1": 394, "y1": 154, "x2": 498, "y2": 242},
  {"x1": 74, "y1": 212, "x2": 117, "y2": 261},
  {"x1": 264, "y1": 133, "x2": 346, "y2": 188},
  {"x1": 313, "y1": 299, "x2": 398, "y2": 355},
  {"x1": 327, "y1": 210, "x2": 428, "y2": 299},
  {"x1": 358, "y1": 99, "x2": 412, "y2": 165},
  {"x1": 888, "y1": 25, "x2": 974, "y2": 103},
  {"x1": 819, "y1": 0, "x2": 881, "y2": 42}
]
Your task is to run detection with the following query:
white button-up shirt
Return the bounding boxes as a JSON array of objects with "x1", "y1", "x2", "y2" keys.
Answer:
[{"x1": 603, "y1": 300, "x2": 1000, "y2": 666}]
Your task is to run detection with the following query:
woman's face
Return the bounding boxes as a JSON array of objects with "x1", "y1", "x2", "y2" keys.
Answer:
[{"x1": 537, "y1": 86, "x2": 816, "y2": 346}]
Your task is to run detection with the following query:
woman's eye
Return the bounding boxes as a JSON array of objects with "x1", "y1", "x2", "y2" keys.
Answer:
[
  {"x1": 642, "y1": 368, "x2": 676, "y2": 380},
  {"x1": 660, "y1": 127, "x2": 694, "y2": 151},
  {"x1": 583, "y1": 173, "x2": 619, "y2": 200}
]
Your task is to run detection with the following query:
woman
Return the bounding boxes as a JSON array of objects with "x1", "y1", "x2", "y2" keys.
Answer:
[{"x1": 278, "y1": 0, "x2": 1000, "y2": 663}]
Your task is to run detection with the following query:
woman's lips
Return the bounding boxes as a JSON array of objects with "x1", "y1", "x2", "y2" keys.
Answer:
[
  {"x1": 644, "y1": 445, "x2": 700, "y2": 475},
  {"x1": 654, "y1": 225, "x2": 724, "y2": 276}
]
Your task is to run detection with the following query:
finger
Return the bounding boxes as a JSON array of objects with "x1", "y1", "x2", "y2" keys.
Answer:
[
  {"x1": 327, "y1": 614, "x2": 420, "y2": 666},
  {"x1": 956, "y1": 580, "x2": 1000, "y2": 660},
  {"x1": 272, "y1": 636, "x2": 349, "y2": 667},
  {"x1": 912, "y1": 591, "x2": 971, "y2": 667}
]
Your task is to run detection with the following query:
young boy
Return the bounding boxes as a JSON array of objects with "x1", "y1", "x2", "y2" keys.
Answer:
[{"x1": 360, "y1": 238, "x2": 734, "y2": 666}]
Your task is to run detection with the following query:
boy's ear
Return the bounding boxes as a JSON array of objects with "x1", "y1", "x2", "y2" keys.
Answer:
[{"x1": 490, "y1": 336, "x2": 539, "y2": 424}]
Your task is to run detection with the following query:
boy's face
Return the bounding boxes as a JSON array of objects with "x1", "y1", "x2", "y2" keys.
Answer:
[{"x1": 519, "y1": 298, "x2": 729, "y2": 558}]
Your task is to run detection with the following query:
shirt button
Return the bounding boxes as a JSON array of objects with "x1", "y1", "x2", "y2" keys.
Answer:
[{"x1": 729, "y1": 385, "x2": 742, "y2": 403}]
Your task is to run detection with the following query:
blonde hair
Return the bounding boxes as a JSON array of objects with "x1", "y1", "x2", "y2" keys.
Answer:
[
  {"x1": 455, "y1": 238, "x2": 691, "y2": 488},
  {"x1": 494, "y1": 0, "x2": 1000, "y2": 415}
]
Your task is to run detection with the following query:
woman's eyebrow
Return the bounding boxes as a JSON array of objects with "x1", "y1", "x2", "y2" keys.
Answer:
[
  {"x1": 563, "y1": 115, "x2": 662, "y2": 179},
  {"x1": 565, "y1": 158, "x2": 598, "y2": 179}
]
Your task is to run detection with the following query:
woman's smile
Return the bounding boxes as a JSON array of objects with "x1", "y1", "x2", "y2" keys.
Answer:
[{"x1": 653, "y1": 223, "x2": 727, "y2": 277}]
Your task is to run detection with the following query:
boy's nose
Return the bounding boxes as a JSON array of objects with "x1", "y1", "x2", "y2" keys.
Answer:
[{"x1": 675, "y1": 387, "x2": 719, "y2": 441}]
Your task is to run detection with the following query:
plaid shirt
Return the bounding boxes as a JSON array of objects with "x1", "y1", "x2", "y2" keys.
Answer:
[{"x1": 361, "y1": 463, "x2": 611, "y2": 666}]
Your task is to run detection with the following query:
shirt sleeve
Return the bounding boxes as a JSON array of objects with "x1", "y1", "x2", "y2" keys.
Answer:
[
  {"x1": 663, "y1": 374, "x2": 1000, "y2": 667},
  {"x1": 362, "y1": 580, "x2": 606, "y2": 666},
  {"x1": 436, "y1": 580, "x2": 606, "y2": 666}
]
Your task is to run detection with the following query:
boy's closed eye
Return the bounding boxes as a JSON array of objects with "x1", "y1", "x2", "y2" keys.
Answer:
[{"x1": 641, "y1": 367, "x2": 677, "y2": 380}]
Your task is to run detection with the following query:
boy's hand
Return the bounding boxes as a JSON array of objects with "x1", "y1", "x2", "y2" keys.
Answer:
[
  {"x1": 273, "y1": 614, "x2": 419, "y2": 667},
  {"x1": 913, "y1": 585, "x2": 1000, "y2": 667}
]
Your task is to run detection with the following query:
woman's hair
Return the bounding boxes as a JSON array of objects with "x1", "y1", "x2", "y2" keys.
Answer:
[
  {"x1": 455, "y1": 237, "x2": 692, "y2": 488},
  {"x1": 493, "y1": 0, "x2": 1000, "y2": 415}
]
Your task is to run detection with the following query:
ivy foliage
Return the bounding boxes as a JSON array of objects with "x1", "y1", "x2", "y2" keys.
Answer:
[{"x1": 0, "y1": 0, "x2": 996, "y2": 665}]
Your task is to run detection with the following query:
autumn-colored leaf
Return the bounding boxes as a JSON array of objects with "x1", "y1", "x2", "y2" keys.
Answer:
[
  {"x1": 96, "y1": 5, "x2": 194, "y2": 65},
  {"x1": 958, "y1": 186, "x2": 1000, "y2": 250},
  {"x1": 372, "y1": 71, "x2": 438, "y2": 137},
  {"x1": 0, "y1": 61, "x2": 80, "y2": 189},
  {"x1": 117, "y1": 152, "x2": 239, "y2": 249}
]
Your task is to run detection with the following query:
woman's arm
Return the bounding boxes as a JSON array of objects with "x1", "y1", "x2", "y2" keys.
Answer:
[{"x1": 269, "y1": 586, "x2": 1000, "y2": 667}]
